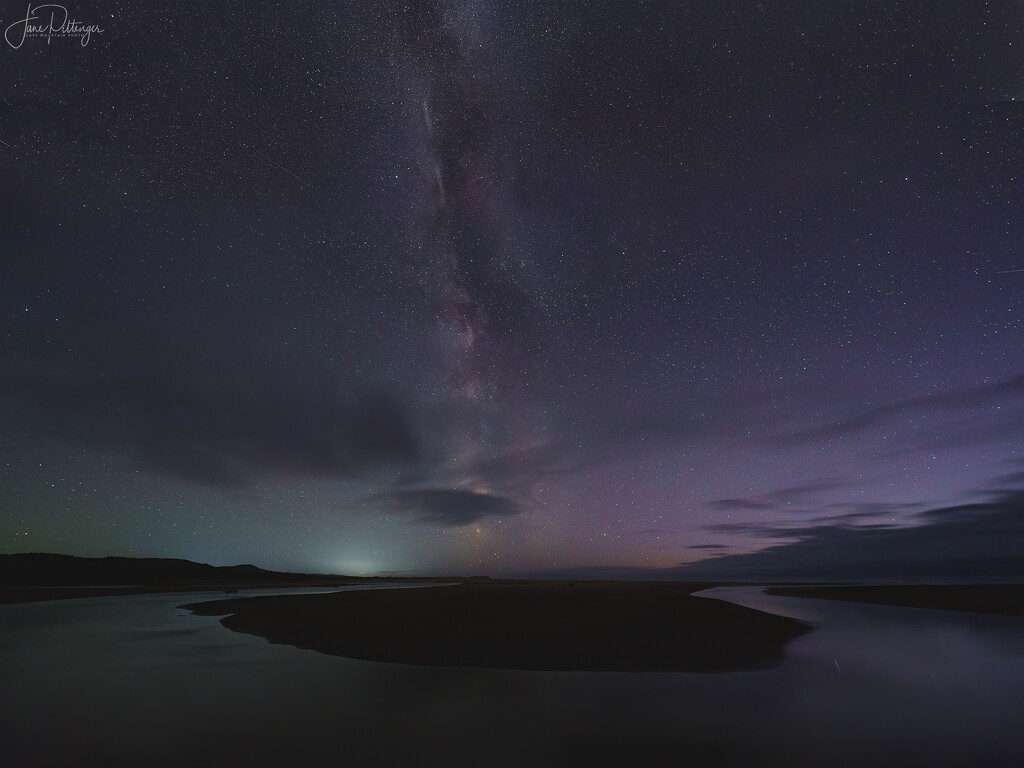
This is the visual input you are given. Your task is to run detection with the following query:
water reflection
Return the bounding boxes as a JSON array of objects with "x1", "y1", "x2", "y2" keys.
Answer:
[{"x1": 2, "y1": 586, "x2": 1022, "y2": 767}]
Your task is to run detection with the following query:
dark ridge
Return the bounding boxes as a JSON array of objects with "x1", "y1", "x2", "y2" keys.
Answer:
[
  {"x1": 182, "y1": 581, "x2": 811, "y2": 673},
  {"x1": 0, "y1": 552, "x2": 355, "y2": 604},
  {"x1": 766, "y1": 584, "x2": 1024, "y2": 617},
  {"x1": 0, "y1": 552, "x2": 303, "y2": 586},
  {"x1": 0, "y1": 553, "x2": 491, "y2": 604}
]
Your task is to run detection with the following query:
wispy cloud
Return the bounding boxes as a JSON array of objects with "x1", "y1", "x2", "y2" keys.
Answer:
[
  {"x1": 362, "y1": 488, "x2": 521, "y2": 527},
  {"x1": 766, "y1": 371, "x2": 1024, "y2": 448},
  {"x1": 0, "y1": 328, "x2": 419, "y2": 486},
  {"x1": 707, "y1": 478, "x2": 854, "y2": 512},
  {"x1": 678, "y1": 489, "x2": 1024, "y2": 580},
  {"x1": 626, "y1": 528, "x2": 678, "y2": 537}
]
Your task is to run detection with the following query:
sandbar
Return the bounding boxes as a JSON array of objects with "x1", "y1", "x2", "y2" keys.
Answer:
[{"x1": 182, "y1": 581, "x2": 810, "y2": 672}]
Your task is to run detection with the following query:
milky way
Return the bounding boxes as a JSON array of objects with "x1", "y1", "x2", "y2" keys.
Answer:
[
  {"x1": 383, "y1": 1, "x2": 554, "y2": 525},
  {"x1": 2, "y1": 1, "x2": 1023, "y2": 578}
]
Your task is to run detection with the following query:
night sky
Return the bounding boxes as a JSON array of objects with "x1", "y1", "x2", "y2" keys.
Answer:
[{"x1": 2, "y1": 1, "x2": 1023, "y2": 578}]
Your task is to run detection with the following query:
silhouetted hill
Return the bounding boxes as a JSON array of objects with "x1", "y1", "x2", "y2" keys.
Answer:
[{"x1": 0, "y1": 553, "x2": 340, "y2": 587}]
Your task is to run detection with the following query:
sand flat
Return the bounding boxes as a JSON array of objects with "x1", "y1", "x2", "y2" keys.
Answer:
[{"x1": 182, "y1": 580, "x2": 810, "y2": 672}]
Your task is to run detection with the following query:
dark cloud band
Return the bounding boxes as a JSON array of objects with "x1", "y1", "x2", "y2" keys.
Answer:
[{"x1": 363, "y1": 487, "x2": 520, "y2": 527}]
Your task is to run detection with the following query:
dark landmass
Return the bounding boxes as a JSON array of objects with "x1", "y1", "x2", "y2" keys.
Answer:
[
  {"x1": 0, "y1": 552, "x2": 320, "y2": 585},
  {"x1": 182, "y1": 581, "x2": 811, "y2": 673},
  {"x1": 0, "y1": 553, "x2": 474, "y2": 604},
  {"x1": 766, "y1": 584, "x2": 1024, "y2": 617}
]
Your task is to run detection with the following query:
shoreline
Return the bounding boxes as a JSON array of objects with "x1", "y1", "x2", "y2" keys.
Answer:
[
  {"x1": 0, "y1": 581, "x2": 364, "y2": 606},
  {"x1": 765, "y1": 584, "x2": 1024, "y2": 617}
]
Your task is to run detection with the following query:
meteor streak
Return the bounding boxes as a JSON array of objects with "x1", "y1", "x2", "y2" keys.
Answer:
[{"x1": 253, "y1": 147, "x2": 321, "y2": 193}]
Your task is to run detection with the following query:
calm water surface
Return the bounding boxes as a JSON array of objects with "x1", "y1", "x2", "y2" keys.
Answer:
[{"x1": 2, "y1": 585, "x2": 1022, "y2": 767}]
